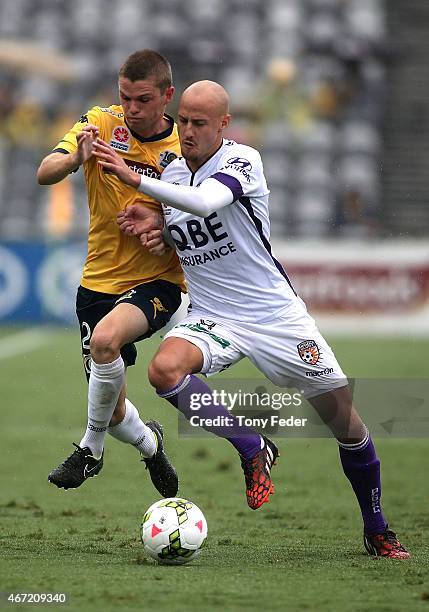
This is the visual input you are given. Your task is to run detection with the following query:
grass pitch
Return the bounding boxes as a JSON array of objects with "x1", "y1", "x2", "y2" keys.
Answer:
[{"x1": 0, "y1": 328, "x2": 428, "y2": 611}]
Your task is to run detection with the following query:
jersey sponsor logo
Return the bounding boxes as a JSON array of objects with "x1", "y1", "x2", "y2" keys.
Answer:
[
  {"x1": 79, "y1": 114, "x2": 89, "y2": 124},
  {"x1": 220, "y1": 157, "x2": 252, "y2": 182},
  {"x1": 297, "y1": 340, "x2": 320, "y2": 365},
  {"x1": 150, "y1": 297, "x2": 168, "y2": 318},
  {"x1": 226, "y1": 157, "x2": 252, "y2": 170},
  {"x1": 199, "y1": 319, "x2": 216, "y2": 330},
  {"x1": 100, "y1": 107, "x2": 124, "y2": 118},
  {"x1": 113, "y1": 126, "x2": 130, "y2": 143},
  {"x1": 167, "y1": 212, "x2": 228, "y2": 251},
  {"x1": 115, "y1": 289, "x2": 136, "y2": 304},
  {"x1": 158, "y1": 150, "x2": 178, "y2": 168},
  {"x1": 179, "y1": 242, "x2": 236, "y2": 267},
  {"x1": 110, "y1": 140, "x2": 130, "y2": 152},
  {"x1": 176, "y1": 322, "x2": 231, "y2": 348},
  {"x1": 305, "y1": 367, "x2": 333, "y2": 377},
  {"x1": 110, "y1": 126, "x2": 131, "y2": 152},
  {"x1": 122, "y1": 159, "x2": 161, "y2": 179}
]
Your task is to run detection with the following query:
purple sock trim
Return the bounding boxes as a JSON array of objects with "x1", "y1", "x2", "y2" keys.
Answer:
[
  {"x1": 339, "y1": 435, "x2": 387, "y2": 535},
  {"x1": 157, "y1": 375, "x2": 190, "y2": 398},
  {"x1": 156, "y1": 374, "x2": 261, "y2": 459}
]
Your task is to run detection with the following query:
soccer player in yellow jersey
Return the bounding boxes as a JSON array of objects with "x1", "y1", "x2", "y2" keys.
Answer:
[{"x1": 37, "y1": 50, "x2": 184, "y2": 496}]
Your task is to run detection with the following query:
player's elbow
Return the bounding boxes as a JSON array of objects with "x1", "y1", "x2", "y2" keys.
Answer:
[
  {"x1": 196, "y1": 206, "x2": 214, "y2": 217},
  {"x1": 36, "y1": 169, "x2": 47, "y2": 185},
  {"x1": 37, "y1": 153, "x2": 68, "y2": 185},
  {"x1": 36, "y1": 162, "x2": 52, "y2": 185},
  {"x1": 196, "y1": 197, "x2": 219, "y2": 217},
  {"x1": 193, "y1": 182, "x2": 232, "y2": 216}
]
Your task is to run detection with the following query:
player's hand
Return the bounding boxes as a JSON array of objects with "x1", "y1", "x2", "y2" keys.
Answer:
[
  {"x1": 117, "y1": 204, "x2": 164, "y2": 237},
  {"x1": 141, "y1": 229, "x2": 168, "y2": 256},
  {"x1": 74, "y1": 125, "x2": 99, "y2": 165},
  {"x1": 92, "y1": 138, "x2": 140, "y2": 188}
]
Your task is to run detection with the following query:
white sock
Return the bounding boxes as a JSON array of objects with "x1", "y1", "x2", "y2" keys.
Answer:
[
  {"x1": 80, "y1": 355, "x2": 125, "y2": 459},
  {"x1": 108, "y1": 398, "x2": 157, "y2": 458}
]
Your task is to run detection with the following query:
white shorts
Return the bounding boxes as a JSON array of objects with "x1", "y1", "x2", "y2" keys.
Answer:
[{"x1": 164, "y1": 298, "x2": 347, "y2": 398}]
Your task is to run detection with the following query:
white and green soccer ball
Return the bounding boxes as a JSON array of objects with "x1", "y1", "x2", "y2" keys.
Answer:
[{"x1": 141, "y1": 498, "x2": 208, "y2": 565}]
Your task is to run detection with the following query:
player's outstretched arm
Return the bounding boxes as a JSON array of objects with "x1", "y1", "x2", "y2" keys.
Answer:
[
  {"x1": 37, "y1": 125, "x2": 99, "y2": 185},
  {"x1": 94, "y1": 139, "x2": 234, "y2": 216},
  {"x1": 93, "y1": 139, "x2": 140, "y2": 188}
]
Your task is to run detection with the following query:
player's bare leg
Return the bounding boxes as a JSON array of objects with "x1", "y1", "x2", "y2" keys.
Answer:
[
  {"x1": 149, "y1": 337, "x2": 279, "y2": 510},
  {"x1": 48, "y1": 303, "x2": 178, "y2": 496},
  {"x1": 79, "y1": 303, "x2": 148, "y2": 458},
  {"x1": 309, "y1": 386, "x2": 409, "y2": 559}
]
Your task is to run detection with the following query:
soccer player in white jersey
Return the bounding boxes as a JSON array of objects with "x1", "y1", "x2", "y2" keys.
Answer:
[{"x1": 93, "y1": 81, "x2": 409, "y2": 558}]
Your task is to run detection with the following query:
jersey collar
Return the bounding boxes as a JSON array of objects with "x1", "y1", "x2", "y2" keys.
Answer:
[{"x1": 125, "y1": 114, "x2": 175, "y2": 143}]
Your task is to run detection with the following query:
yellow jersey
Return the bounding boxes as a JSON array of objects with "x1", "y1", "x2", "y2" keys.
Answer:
[{"x1": 53, "y1": 105, "x2": 185, "y2": 294}]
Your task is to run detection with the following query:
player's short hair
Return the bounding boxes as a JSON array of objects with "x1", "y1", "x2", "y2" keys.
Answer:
[{"x1": 119, "y1": 49, "x2": 172, "y2": 93}]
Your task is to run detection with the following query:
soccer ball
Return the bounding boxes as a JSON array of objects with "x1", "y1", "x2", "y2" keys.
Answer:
[{"x1": 141, "y1": 498, "x2": 208, "y2": 565}]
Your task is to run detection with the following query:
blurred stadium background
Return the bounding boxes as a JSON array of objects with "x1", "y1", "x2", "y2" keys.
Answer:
[
  {"x1": 1, "y1": 4, "x2": 428, "y2": 609},
  {"x1": 0, "y1": 0, "x2": 428, "y2": 330}
]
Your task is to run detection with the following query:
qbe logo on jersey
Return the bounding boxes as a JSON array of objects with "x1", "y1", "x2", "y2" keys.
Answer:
[{"x1": 110, "y1": 126, "x2": 131, "y2": 152}]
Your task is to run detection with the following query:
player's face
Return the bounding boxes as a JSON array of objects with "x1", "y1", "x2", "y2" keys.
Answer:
[
  {"x1": 118, "y1": 77, "x2": 174, "y2": 137},
  {"x1": 177, "y1": 98, "x2": 230, "y2": 170}
]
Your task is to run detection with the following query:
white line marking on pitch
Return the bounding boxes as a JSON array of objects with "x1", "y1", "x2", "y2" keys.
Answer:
[{"x1": 0, "y1": 328, "x2": 54, "y2": 360}]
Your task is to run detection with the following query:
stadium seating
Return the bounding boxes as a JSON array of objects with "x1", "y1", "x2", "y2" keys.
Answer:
[{"x1": 0, "y1": 0, "x2": 387, "y2": 238}]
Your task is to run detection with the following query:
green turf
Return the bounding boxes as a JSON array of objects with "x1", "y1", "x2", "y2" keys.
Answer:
[{"x1": 0, "y1": 328, "x2": 428, "y2": 611}]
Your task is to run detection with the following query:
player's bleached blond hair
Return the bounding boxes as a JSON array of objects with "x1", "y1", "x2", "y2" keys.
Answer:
[{"x1": 119, "y1": 49, "x2": 172, "y2": 93}]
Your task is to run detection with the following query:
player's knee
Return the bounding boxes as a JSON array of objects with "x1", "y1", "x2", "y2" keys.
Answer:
[
  {"x1": 148, "y1": 353, "x2": 183, "y2": 391},
  {"x1": 90, "y1": 326, "x2": 121, "y2": 363}
]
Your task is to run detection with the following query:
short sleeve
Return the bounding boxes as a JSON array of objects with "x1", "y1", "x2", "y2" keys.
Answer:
[
  {"x1": 210, "y1": 144, "x2": 268, "y2": 199},
  {"x1": 52, "y1": 107, "x2": 103, "y2": 154}
]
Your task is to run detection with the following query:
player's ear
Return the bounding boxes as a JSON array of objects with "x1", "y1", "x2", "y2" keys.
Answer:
[
  {"x1": 164, "y1": 86, "x2": 175, "y2": 104},
  {"x1": 221, "y1": 114, "x2": 231, "y2": 130}
]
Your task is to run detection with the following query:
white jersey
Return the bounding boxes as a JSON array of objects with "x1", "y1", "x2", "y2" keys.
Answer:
[{"x1": 161, "y1": 139, "x2": 298, "y2": 323}]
